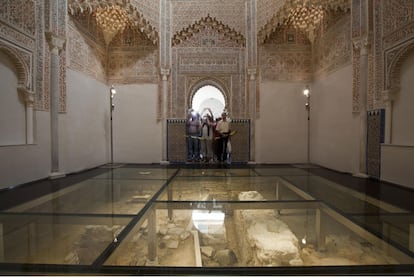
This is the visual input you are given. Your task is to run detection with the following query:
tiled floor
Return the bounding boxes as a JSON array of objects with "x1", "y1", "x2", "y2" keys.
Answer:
[{"x1": 0, "y1": 163, "x2": 414, "y2": 275}]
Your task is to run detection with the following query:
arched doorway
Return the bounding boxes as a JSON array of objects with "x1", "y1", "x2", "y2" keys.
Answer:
[{"x1": 191, "y1": 85, "x2": 225, "y2": 119}]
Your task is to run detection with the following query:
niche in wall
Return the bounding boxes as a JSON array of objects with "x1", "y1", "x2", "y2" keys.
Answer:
[
  {"x1": 0, "y1": 51, "x2": 26, "y2": 145},
  {"x1": 392, "y1": 50, "x2": 414, "y2": 146}
]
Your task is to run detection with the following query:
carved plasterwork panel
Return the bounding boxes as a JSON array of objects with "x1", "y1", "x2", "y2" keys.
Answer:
[
  {"x1": 259, "y1": 27, "x2": 312, "y2": 82},
  {"x1": 382, "y1": 0, "x2": 414, "y2": 36},
  {"x1": 372, "y1": 0, "x2": 383, "y2": 110},
  {"x1": 259, "y1": 45, "x2": 312, "y2": 82},
  {"x1": 0, "y1": 0, "x2": 47, "y2": 110},
  {"x1": 313, "y1": 15, "x2": 352, "y2": 77},
  {"x1": 107, "y1": 47, "x2": 159, "y2": 84},
  {"x1": 352, "y1": 45, "x2": 360, "y2": 112},
  {"x1": 371, "y1": 0, "x2": 414, "y2": 110},
  {"x1": 108, "y1": 27, "x2": 159, "y2": 84},
  {"x1": 172, "y1": 0, "x2": 246, "y2": 36},
  {"x1": 69, "y1": 14, "x2": 106, "y2": 47},
  {"x1": 385, "y1": 40, "x2": 414, "y2": 92},
  {"x1": 0, "y1": 0, "x2": 36, "y2": 37},
  {"x1": 257, "y1": 0, "x2": 285, "y2": 33},
  {"x1": 351, "y1": 0, "x2": 361, "y2": 38},
  {"x1": 172, "y1": 15, "x2": 245, "y2": 47},
  {"x1": 171, "y1": 35, "x2": 246, "y2": 119},
  {"x1": 130, "y1": 0, "x2": 159, "y2": 33},
  {"x1": 67, "y1": 20, "x2": 106, "y2": 82}
]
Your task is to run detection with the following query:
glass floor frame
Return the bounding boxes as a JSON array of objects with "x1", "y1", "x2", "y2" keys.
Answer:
[{"x1": 1, "y1": 164, "x2": 414, "y2": 275}]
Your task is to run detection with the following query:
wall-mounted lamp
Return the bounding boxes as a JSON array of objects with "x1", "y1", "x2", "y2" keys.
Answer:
[
  {"x1": 110, "y1": 85, "x2": 117, "y2": 164},
  {"x1": 303, "y1": 85, "x2": 310, "y2": 111},
  {"x1": 110, "y1": 85, "x2": 117, "y2": 110}
]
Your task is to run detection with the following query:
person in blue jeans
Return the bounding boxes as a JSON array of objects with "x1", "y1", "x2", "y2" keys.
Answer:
[
  {"x1": 216, "y1": 111, "x2": 231, "y2": 164},
  {"x1": 186, "y1": 109, "x2": 201, "y2": 162}
]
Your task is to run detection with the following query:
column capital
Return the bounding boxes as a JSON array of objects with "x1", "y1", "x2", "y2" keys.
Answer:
[
  {"x1": 160, "y1": 68, "x2": 170, "y2": 81},
  {"x1": 45, "y1": 32, "x2": 66, "y2": 54},
  {"x1": 352, "y1": 37, "x2": 371, "y2": 55},
  {"x1": 17, "y1": 85, "x2": 35, "y2": 107},
  {"x1": 247, "y1": 67, "x2": 257, "y2": 81},
  {"x1": 382, "y1": 87, "x2": 399, "y2": 103}
]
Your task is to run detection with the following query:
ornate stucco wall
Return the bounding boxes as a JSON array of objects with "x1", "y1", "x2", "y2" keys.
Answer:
[
  {"x1": 170, "y1": 17, "x2": 246, "y2": 119},
  {"x1": 259, "y1": 27, "x2": 312, "y2": 82},
  {"x1": 67, "y1": 18, "x2": 107, "y2": 82},
  {"x1": 313, "y1": 15, "x2": 352, "y2": 78}
]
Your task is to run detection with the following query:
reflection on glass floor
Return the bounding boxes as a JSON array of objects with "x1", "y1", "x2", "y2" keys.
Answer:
[{"x1": 1, "y1": 165, "x2": 414, "y2": 274}]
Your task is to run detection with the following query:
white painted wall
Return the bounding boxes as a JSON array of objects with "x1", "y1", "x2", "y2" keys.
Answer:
[
  {"x1": 111, "y1": 84, "x2": 162, "y2": 163},
  {"x1": 60, "y1": 69, "x2": 109, "y2": 173},
  {"x1": 380, "y1": 51, "x2": 414, "y2": 189},
  {"x1": 0, "y1": 111, "x2": 51, "y2": 189},
  {"x1": 311, "y1": 65, "x2": 358, "y2": 174},
  {"x1": 381, "y1": 144, "x2": 414, "y2": 189},
  {"x1": 256, "y1": 82, "x2": 308, "y2": 163}
]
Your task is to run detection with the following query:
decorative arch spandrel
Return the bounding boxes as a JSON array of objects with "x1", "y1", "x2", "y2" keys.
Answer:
[
  {"x1": 385, "y1": 39, "x2": 414, "y2": 93},
  {"x1": 0, "y1": 43, "x2": 31, "y2": 89}
]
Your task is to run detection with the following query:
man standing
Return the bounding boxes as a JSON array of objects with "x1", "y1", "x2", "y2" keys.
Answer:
[
  {"x1": 216, "y1": 110, "x2": 231, "y2": 163},
  {"x1": 186, "y1": 109, "x2": 201, "y2": 162}
]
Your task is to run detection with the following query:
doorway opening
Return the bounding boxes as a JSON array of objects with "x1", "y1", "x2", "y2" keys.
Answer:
[{"x1": 191, "y1": 85, "x2": 225, "y2": 119}]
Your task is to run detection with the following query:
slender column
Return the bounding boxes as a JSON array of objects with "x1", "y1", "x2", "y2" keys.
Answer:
[
  {"x1": 46, "y1": 32, "x2": 66, "y2": 179},
  {"x1": 159, "y1": 0, "x2": 171, "y2": 164},
  {"x1": 246, "y1": 0, "x2": 258, "y2": 163},
  {"x1": 161, "y1": 68, "x2": 170, "y2": 164},
  {"x1": 382, "y1": 89, "x2": 397, "y2": 144},
  {"x1": 248, "y1": 67, "x2": 257, "y2": 163},
  {"x1": 353, "y1": 38, "x2": 370, "y2": 178},
  {"x1": 18, "y1": 86, "x2": 35, "y2": 144}
]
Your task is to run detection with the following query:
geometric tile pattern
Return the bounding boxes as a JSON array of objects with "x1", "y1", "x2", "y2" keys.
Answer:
[{"x1": 367, "y1": 109, "x2": 385, "y2": 179}]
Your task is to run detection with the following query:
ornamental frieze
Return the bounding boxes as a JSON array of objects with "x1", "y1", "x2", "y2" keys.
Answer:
[
  {"x1": 0, "y1": 22, "x2": 35, "y2": 50},
  {"x1": 383, "y1": 21, "x2": 414, "y2": 49}
]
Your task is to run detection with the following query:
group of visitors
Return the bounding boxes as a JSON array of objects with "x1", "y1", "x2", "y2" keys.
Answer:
[{"x1": 186, "y1": 108, "x2": 232, "y2": 164}]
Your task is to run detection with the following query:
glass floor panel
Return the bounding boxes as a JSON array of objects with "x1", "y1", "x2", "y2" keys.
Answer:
[
  {"x1": 94, "y1": 167, "x2": 177, "y2": 180},
  {"x1": 158, "y1": 176, "x2": 309, "y2": 201},
  {"x1": 1, "y1": 165, "x2": 414, "y2": 275},
  {"x1": 7, "y1": 177, "x2": 166, "y2": 215},
  {"x1": 351, "y1": 213, "x2": 414, "y2": 255},
  {"x1": 0, "y1": 213, "x2": 132, "y2": 265},
  {"x1": 283, "y1": 175, "x2": 408, "y2": 214},
  {"x1": 105, "y1": 201, "x2": 412, "y2": 267}
]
